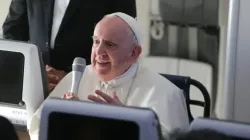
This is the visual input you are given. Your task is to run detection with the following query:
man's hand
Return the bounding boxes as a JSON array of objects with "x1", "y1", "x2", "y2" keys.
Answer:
[
  {"x1": 46, "y1": 65, "x2": 67, "y2": 92},
  {"x1": 63, "y1": 92, "x2": 79, "y2": 100},
  {"x1": 88, "y1": 90, "x2": 122, "y2": 105}
]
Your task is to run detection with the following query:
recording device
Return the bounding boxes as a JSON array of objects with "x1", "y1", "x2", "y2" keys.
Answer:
[
  {"x1": 190, "y1": 117, "x2": 250, "y2": 140},
  {"x1": 39, "y1": 98, "x2": 162, "y2": 140},
  {"x1": 69, "y1": 57, "x2": 86, "y2": 95},
  {"x1": 0, "y1": 39, "x2": 48, "y2": 131}
]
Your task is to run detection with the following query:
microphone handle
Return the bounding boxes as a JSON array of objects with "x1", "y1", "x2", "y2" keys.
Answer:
[{"x1": 70, "y1": 71, "x2": 83, "y2": 96}]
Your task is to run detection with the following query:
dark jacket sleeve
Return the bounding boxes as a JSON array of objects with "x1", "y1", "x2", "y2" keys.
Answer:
[
  {"x1": 109, "y1": 0, "x2": 137, "y2": 18},
  {"x1": 2, "y1": 0, "x2": 29, "y2": 41}
]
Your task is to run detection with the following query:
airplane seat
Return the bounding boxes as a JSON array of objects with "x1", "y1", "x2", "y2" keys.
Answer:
[
  {"x1": 141, "y1": 56, "x2": 178, "y2": 75},
  {"x1": 0, "y1": 39, "x2": 49, "y2": 140},
  {"x1": 178, "y1": 59, "x2": 213, "y2": 118},
  {"x1": 160, "y1": 74, "x2": 210, "y2": 123},
  {"x1": 190, "y1": 117, "x2": 250, "y2": 139},
  {"x1": 142, "y1": 56, "x2": 213, "y2": 118}
]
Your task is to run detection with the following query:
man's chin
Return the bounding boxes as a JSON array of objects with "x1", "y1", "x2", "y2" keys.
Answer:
[{"x1": 94, "y1": 68, "x2": 109, "y2": 75}]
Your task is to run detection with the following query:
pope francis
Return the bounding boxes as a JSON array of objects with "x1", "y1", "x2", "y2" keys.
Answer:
[{"x1": 28, "y1": 12, "x2": 189, "y2": 139}]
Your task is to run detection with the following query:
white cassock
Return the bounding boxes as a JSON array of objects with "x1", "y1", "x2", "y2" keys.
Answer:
[{"x1": 28, "y1": 61, "x2": 189, "y2": 140}]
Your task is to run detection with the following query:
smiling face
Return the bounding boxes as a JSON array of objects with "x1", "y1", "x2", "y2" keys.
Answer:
[{"x1": 91, "y1": 16, "x2": 141, "y2": 81}]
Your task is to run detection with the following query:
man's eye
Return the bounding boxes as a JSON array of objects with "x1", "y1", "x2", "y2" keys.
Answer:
[
  {"x1": 94, "y1": 40, "x2": 100, "y2": 44},
  {"x1": 107, "y1": 42, "x2": 114, "y2": 46},
  {"x1": 106, "y1": 43, "x2": 117, "y2": 49}
]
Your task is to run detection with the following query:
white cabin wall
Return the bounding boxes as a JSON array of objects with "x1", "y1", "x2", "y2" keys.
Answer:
[
  {"x1": 0, "y1": 0, "x2": 11, "y2": 37},
  {"x1": 0, "y1": 0, "x2": 11, "y2": 25},
  {"x1": 136, "y1": 0, "x2": 151, "y2": 57},
  {"x1": 215, "y1": 0, "x2": 229, "y2": 118}
]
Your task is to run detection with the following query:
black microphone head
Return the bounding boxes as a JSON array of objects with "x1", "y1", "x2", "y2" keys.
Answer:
[{"x1": 72, "y1": 57, "x2": 86, "y2": 72}]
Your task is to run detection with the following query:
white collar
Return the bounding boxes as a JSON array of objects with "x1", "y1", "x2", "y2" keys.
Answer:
[{"x1": 101, "y1": 61, "x2": 139, "y2": 88}]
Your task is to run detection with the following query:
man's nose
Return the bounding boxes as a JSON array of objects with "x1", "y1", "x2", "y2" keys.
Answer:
[{"x1": 96, "y1": 44, "x2": 106, "y2": 55}]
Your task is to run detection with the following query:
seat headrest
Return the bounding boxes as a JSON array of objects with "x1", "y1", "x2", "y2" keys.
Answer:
[{"x1": 190, "y1": 117, "x2": 250, "y2": 139}]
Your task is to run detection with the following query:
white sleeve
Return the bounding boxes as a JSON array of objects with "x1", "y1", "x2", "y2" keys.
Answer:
[
  {"x1": 152, "y1": 88, "x2": 189, "y2": 139},
  {"x1": 28, "y1": 72, "x2": 73, "y2": 140}
]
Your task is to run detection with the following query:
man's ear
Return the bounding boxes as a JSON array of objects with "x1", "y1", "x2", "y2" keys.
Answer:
[{"x1": 130, "y1": 44, "x2": 142, "y2": 59}]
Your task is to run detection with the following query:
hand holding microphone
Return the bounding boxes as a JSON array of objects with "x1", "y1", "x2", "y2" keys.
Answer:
[
  {"x1": 63, "y1": 57, "x2": 86, "y2": 100},
  {"x1": 46, "y1": 65, "x2": 67, "y2": 92},
  {"x1": 63, "y1": 92, "x2": 80, "y2": 100}
]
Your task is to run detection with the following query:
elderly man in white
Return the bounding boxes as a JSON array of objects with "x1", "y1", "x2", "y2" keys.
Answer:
[{"x1": 28, "y1": 12, "x2": 189, "y2": 139}]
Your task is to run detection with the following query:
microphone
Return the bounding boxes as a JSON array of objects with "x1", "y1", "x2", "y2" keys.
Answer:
[{"x1": 70, "y1": 57, "x2": 86, "y2": 96}]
